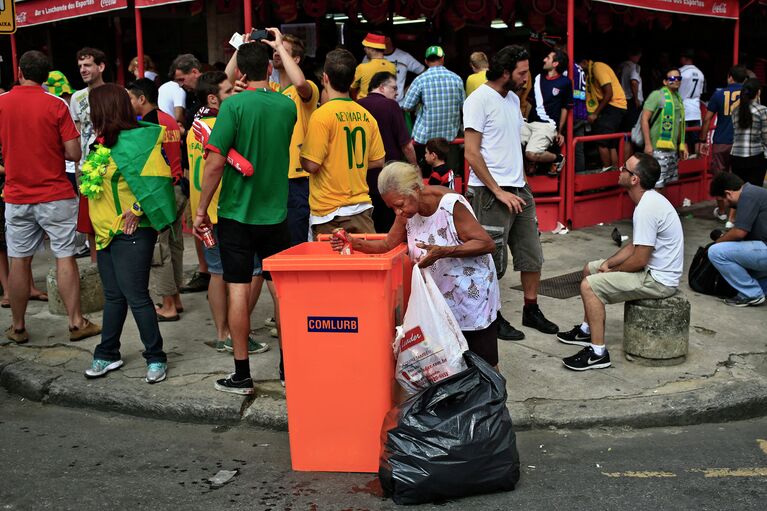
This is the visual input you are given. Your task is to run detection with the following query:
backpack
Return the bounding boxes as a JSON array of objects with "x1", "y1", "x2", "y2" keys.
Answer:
[{"x1": 688, "y1": 244, "x2": 737, "y2": 298}]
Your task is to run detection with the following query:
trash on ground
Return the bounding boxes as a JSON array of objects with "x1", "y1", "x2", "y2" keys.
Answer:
[
  {"x1": 208, "y1": 469, "x2": 238, "y2": 488},
  {"x1": 552, "y1": 222, "x2": 569, "y2": 234}
]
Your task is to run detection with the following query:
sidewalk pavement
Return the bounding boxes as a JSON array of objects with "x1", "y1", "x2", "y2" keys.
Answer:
[{"x1": 2, "y1": 201, "x2": 766, "y2": 431}]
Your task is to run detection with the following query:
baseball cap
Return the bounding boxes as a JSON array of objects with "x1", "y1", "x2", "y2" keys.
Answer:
[
  {"x1": 362, "y1": 33, "x2": 386, "y2": 50},
  {"x1": 425, "y1": 46, "x2": 445, "y2": 59},
  {"x1": 45, "y1": 71, "x2": 73, "y2": 97}
]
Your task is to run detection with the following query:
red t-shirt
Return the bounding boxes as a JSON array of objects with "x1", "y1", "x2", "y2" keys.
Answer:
[
  {"x1": 143, "y1": 109, "x2": 183, "y2": 182},
  {"x1": 0, "y1": 85, "x2": 80, "y2": 204}
]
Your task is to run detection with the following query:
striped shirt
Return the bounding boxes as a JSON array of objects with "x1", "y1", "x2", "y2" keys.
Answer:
[
  {"x1": 402, "y1": 65, "x2": 465, "y2": 144},
  {"x1": 731, "y1": 103, "x2": 767, "y2": 158}
]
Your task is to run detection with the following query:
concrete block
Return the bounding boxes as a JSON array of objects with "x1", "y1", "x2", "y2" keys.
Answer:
[
  {"x1": 623, "y1": 290, "x2": 690, "y2": 366},
  {"x1": 46, "y1": 263, "x2": 104, "y2": 315}
]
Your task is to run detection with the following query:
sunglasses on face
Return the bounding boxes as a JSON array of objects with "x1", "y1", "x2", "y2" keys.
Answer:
[
  {"x1": 666, "y1": 76, "x2": 682, "y2": 82},
  {"x1": 619, "y1": 165, "x2": 638, "y2": 177}
]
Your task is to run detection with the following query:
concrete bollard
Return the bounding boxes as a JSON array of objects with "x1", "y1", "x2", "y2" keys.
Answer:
[
  {"x1": 623, "y1": 290, "x2": 690, "y2": 366},
  {"x1": 46, "y1": 263, "x2": 104, "y2": 315}
]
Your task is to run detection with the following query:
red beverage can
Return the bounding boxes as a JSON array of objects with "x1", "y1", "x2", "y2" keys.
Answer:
[
  {"x1": 332, "y1": 227, "x2": 353, "y2": 255},
  {"x1": 200, "y1": 225, "x2": 216, "y2": 248}
]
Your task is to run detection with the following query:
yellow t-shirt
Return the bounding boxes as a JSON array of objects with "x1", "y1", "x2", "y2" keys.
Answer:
[
  {"x1": 88, "y1": 159, "x2": 150, "y2": 250},
  {"x1": 277, "y1": 80, "x2": 319, "y2": 179},
  {"x1": 586, "y1": 61, "x2": 627, "y2": 112},
  {"x1": 187, "y1": 117, "x2": 222, "y2": 224},
  {"x1": 466, "y1": 70, "x2": 487, "y2": 97},
  {"x1": 300, "y1": 98, "x2": 386, "y2": 217},
  {"x1": 352, "y1": 58, "x2": 397, "y2": 99}
]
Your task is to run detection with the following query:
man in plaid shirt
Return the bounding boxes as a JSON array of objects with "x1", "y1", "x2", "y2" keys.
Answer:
[{"x1": 402, "y1": 45, "x2": 465, "y2": 169}]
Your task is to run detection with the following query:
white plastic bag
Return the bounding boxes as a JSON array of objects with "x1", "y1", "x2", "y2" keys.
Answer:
[{"x1": 394, "y1": 267, "x2": 469, "y2": 394}]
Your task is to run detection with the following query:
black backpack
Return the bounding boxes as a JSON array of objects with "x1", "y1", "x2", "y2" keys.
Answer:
[{"x1": 688, "y1": 243, "x2": 738, "y2": 298}]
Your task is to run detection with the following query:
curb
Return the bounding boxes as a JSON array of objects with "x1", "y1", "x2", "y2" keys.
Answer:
[{"x1": 2, "y1": 351, "x2": 766, "y2": 432}]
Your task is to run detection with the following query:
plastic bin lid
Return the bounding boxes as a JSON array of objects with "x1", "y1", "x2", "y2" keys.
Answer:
[{"x1": 263, "y1": 241, "x2": 408, "y2": 272}]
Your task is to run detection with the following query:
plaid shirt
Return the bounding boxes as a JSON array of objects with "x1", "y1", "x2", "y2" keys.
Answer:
[
  {"x1": 402, "y1": 65, "x2": 465, "y2": 144},
  {"x1": 731, "y1": 103, "x2": 767, "y2": 157}
]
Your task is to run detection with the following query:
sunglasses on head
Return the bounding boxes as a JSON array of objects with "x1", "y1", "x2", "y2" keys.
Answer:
[{"x1": 666, "y1": 76, "x2": 682, "y2": 82}]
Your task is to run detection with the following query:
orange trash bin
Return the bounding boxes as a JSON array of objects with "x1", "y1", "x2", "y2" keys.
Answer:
[{"x1": 263, "y1": 238, "x2": 411, "y2": 472}]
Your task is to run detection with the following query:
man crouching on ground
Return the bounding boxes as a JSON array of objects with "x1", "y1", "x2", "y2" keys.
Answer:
[{"x1": 557, "y1": 153, "x2": 684, "y2": 370}]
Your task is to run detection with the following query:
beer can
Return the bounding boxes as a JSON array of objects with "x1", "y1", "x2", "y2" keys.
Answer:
[
  {"x1": 200, "y1": 225, "x2": 216, "y2": 249},
  {"x1": 332, "y1": 227, "x2": 353, "y2": 255}
]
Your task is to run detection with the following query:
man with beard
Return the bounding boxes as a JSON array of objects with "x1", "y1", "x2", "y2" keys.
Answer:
[{"x1": 463, "y1": 45, "x2": 559, "y2": 342}]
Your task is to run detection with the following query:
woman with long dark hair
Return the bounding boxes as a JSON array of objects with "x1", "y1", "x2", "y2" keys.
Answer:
[
  {"x1": 731, "y1": 78, "x2": 767, "y2": 186},
  {"x1": 83, "y1": 83, "x2": 176, "y2": 383}
]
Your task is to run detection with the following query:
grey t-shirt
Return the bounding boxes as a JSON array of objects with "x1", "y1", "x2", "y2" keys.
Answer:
[{"x1": 734, "y1": 183, "x2": 767, "y2": 243}]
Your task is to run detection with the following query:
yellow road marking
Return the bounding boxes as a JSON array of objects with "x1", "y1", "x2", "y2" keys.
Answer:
[
  {"x1": 758, "y1": 439, "x2": 767, "y2": 456},
  {"x1": 602, "y1": 471, "x2": 676, "y2": 478},
  {"x1": 690, "y1": 468, "x2": 767, "y2": 478}
]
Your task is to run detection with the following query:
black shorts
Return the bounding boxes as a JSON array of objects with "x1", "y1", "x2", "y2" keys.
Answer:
[
  {"x1": 462, "y1": 318, "x2": 499, "y2": 367},
  {"x1": 217, "y1": 217, "x2": 291, "y2": 283},
  {"x1": 592, "y1": 104, "x2": 626, "y2": 148}
]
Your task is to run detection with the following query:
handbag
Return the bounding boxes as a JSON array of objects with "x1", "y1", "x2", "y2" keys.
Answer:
[{"x1": 688, "y1": 244, "x2": 737, "y2": 298}]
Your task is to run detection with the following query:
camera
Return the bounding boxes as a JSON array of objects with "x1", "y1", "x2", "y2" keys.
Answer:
[{"x1": 250, "y1": 28, "x2": 275, "y2": 42}]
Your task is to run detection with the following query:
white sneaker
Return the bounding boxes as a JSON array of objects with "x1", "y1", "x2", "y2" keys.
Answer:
[
  {"x1": 84, "y1": 359, "x2": 123, "y2": 379},
  {"x1": 725, "y1": 221, "x2": 735, "y2": 229},
  {"x1": 713, "y1": 207, "x2": 728, "y2": 221}
]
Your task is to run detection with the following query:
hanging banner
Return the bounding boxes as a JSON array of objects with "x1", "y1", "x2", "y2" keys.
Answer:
[
  {"x1": 135, "y1": 0, "x2": 194, "y2": 7},
  {"x1": 592, "y1": 0, "x2": 738, "y2": 19},
  {"x1": 15, "y1": 0, "x2": 128, "y2": 28}
]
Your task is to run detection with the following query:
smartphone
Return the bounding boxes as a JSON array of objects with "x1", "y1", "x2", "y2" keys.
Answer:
[{"x1": 250, "y1": 28, "x2": 274, "y2": 42}]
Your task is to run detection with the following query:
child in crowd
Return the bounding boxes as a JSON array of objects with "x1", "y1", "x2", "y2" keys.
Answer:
[{"x1": 424, "y1": 137, "x2": 454, "y2": 189}]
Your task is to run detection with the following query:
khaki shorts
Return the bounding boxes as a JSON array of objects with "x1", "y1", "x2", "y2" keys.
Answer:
[
  {"x1": 585, "y1": 259, "x2": 677, "y2": 304},
  {"x1": 521, "y1": 121, "x2": 557, "y2": 154},
  {"x1": 5, "y1": 198, "x2": 78, "y2": 258},
  {"x1": 468, "y1": 185, "x2": 543, "y2": 279},
  {"x1": 312, "y1": 209, "x2": 375, "y2": 239}
]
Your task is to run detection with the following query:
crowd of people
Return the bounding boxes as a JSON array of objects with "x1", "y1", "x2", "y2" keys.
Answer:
[{"x1": 0, "y1": 29, "x2": 765, "y2": 395}]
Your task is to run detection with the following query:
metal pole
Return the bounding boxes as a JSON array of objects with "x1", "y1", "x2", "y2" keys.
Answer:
[
  {"x1": 565, "y1": 0, "x2": 575, "y2": 227},
  {"x1": 244, "y1": 0, "x2": 253, "y2": 33},
  {"x1": 10, "y1": 33, "x2": 18, "y2": 83},
  {"x1": 135, "y1": 7, "x2": 145, "y2": 77},
  {"x1": 733, "y1": 15, "x2": 739, "y2": 65}
]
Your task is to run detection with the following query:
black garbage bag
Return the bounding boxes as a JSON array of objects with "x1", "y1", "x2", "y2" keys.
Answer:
[{"x1": 379, "y1": 350, "x2": 520, "y2": 505}]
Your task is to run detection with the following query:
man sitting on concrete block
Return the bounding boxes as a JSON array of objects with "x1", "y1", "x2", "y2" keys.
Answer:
[
  {"x1": 708, "y1": 172, "x2": 767, "y2": 307},
  {"x1": 556, "y1": 153, "x2": 684, "y2": 371}
]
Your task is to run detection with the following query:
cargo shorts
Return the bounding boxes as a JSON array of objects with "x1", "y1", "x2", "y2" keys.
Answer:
[
  {"x1": 467, "y1": 185, "x2": 544, "y2": 279},
  {"x1": 585, "y1": 259, "x2": 677, "y2": 304},
  {"x1": 5, "y1": 197, "x2": 78, "y2": 258}
]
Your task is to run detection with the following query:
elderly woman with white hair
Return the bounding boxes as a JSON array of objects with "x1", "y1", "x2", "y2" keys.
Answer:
[{"x1": 331, "y1": 161, "x2": 502, "y2": 367}]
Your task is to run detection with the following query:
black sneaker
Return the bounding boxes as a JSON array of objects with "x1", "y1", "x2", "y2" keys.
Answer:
[
  {"x1": 556, "y1": 325, "x2": 592, "y2": 346},
  {"x1": 214, "y1": 374, "x2": 254, "y2": 395},
  {"x1": 723, "y1": 295, "x2": 765, "y2": 307},
  {"x1": 562, "y1": 346, "x2": 611, "y2": 371},
  {"x1": 497, "y1": 313, "x2": 525, "y2": 341},
  {"x1": 522, "y1": 305, "x2": 559, "y2": 334},
  {"x1": 180, "y1": 272, "x2": 210, "y2": 293}
]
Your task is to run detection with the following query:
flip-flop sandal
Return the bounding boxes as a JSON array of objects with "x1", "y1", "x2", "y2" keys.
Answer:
[
  {"x1": 156, "y1": 303, "x2": 184, "y2": 313},
  {"x1": 30, "y1": 293, "x2": 49, "y2": 302},
  {"x1": 157, "y1": 313, "x2": 180, "y2": 322},
  {"x1": 0, "y1": 299, "x2": 9, "y2": 308}
]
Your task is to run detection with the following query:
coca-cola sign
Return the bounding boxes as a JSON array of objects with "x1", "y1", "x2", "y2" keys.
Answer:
[{"x1": 593, "y1": 0, "x2": 738, "y2": 19}]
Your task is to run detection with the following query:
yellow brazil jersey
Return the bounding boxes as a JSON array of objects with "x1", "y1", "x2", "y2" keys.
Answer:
[
  {"x1": 187, "y1": 117, "x2": 222, "y2": 224},
  {"x1": 88, "y1": 159, "x2": 151, "y2": 250},
  {"x1": 300, "y1": 98, "x2": 386, "y2": 217},
  {"x1": 586, "y1": 61, "x2": 627, "y2": 112},
  {"x1": 353, "y1": 58, "x2": 397, "y2": 99},
  {"x1": 466, "y1": 70, "x2": 487, "y2": 97},
  {"x1": 276, "y1": 80, "x2": 319, "y2": 179}
]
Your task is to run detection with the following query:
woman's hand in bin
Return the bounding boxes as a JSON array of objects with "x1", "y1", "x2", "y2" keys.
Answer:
[
  {"x1": 415, "y1": 243, "x2": 454, "y2": 268},
  {"x1": 192, "y1": 211, "x2": 212, "y2": 241}
]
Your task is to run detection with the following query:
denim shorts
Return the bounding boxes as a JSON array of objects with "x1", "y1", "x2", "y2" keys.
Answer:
[{"x1": 203, "y1": 225, "x2": 262, "y2": 277}]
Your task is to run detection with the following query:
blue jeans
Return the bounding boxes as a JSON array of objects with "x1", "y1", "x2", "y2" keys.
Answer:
[
  {"x1": 287, "y1": 177, "x2": 309, "y2": 246},
  {"x1": 708, "y1": 241, "x2": 767, "y2": 299},
  {"x1": 94, "y1": 229, "x2": 166, "y2": 364}
]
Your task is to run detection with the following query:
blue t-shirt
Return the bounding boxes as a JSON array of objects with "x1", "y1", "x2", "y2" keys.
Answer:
[
  {"x1": 528, "y1": 74, "x2": 573, "y2": 128},
  {"x1": 707, "y1": 83, "x2": 743, "y2": 144}
]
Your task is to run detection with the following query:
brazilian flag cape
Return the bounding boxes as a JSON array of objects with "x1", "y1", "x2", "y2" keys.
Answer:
[{"x1": 110, "y1": 122, "x2": 176, "y2": 231}]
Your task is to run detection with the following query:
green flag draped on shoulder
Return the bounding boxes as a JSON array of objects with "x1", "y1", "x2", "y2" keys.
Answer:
[{"x1": 110, "y1": 122, "x2": 176, "y2": 231}]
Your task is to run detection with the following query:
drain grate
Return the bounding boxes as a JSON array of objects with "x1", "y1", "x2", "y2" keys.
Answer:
[{"x1": 512, "y1": 270, "x2": 583, "y2": 299}]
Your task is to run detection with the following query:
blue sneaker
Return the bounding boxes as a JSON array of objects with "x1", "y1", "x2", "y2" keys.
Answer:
[
  {"x1": 84, "y1": 359, "x2": 123, "y2": 379},
  {"x1": 145, "y1": 362, "x2": 167, "y2": 384}
]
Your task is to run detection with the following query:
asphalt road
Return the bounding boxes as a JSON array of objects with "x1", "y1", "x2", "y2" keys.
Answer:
[{"x1": 1, "y1": 389, "x2": 765, "y2": 511}]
